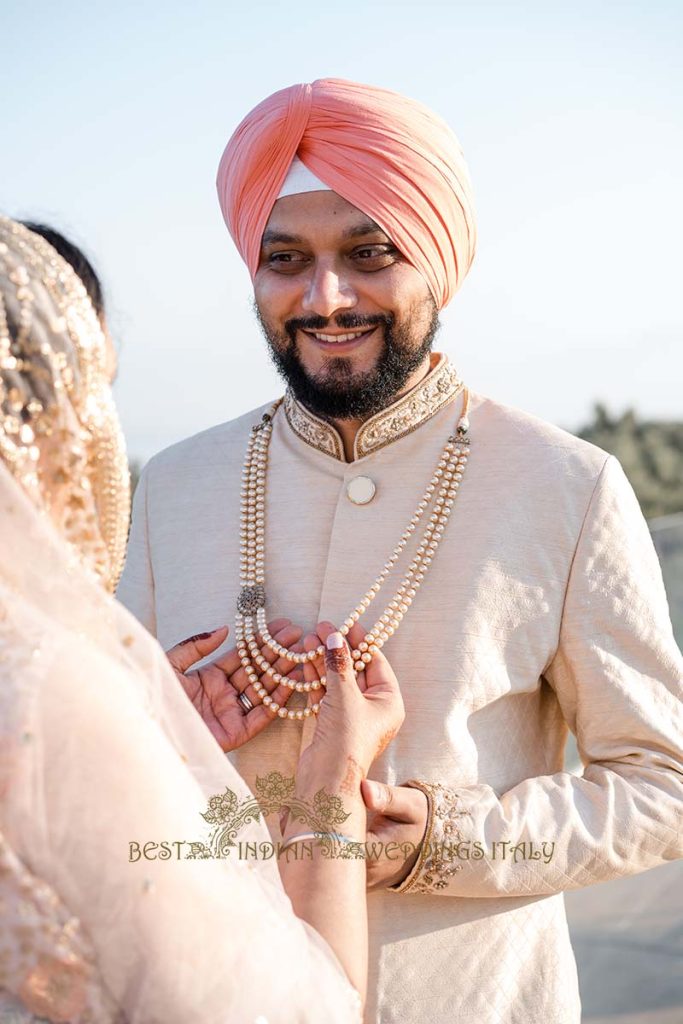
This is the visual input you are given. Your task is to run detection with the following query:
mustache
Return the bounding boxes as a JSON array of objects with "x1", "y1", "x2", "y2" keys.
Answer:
[{"x1": 285, "y1": 312, "x2": 392, "y2": 339}]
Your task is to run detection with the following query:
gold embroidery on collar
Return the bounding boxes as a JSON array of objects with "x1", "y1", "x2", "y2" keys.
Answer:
[
  {"x1": 283, "y1": 354, "x2": 463, "y2": 463},
  {"x1": 283, "y1": 391, "x2": 345, "y2": 460}
]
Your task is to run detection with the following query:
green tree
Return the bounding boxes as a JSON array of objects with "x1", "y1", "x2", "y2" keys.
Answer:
[{"x1": 574, "y1": 403, "x2": 683, "y2": 519}]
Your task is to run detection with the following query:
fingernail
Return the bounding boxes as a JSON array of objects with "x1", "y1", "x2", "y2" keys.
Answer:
[
  {"x1": 365, "y1": 780, "x2": 384, "y2": 806},
  {"x1": 326, "y1": 632, "x2": 344, "y2": 650}
]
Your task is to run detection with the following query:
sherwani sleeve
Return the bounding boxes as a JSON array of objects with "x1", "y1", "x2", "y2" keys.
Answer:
[
  {"x1": 116, "y1": 462, "x2": 157, "y2": 636},
  {"x1": 393, "y1": 454, "x2": 683, "y2": 897}
]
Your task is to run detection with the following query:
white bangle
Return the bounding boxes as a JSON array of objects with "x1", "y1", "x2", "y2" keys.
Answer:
[{"x1": 280, "y1": 831, "x2": 364, "y2": 854}]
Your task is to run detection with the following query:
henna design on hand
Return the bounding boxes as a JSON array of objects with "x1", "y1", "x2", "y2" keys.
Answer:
[
  {"x1": 376, "y1": 727, "x2": 398, "y2": 758},
  {"x1": 178, "y1": 631, "x2": 213, "y2": 646},
  {"x1": 325, "y1": 640, "x2": 351, "y2": 674}
]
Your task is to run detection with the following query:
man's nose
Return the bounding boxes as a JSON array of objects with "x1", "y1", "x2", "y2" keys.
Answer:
[{"x1": 301, "y1": 265, "x2": 357, "y2": 318}]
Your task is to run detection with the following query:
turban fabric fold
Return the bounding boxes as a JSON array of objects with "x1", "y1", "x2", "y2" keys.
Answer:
[{"x1": 216, "y1": 78, "x2": 477, "y2": 309}]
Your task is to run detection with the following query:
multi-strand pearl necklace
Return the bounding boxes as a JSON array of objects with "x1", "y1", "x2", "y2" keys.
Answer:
[{"x1": 235, "y1": 387, "x2": 471, "y2": 720}]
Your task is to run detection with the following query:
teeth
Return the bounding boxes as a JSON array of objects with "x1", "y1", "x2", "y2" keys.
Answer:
[{"x1": 311, "y1": 329, "x2": 370, "y2": 343}]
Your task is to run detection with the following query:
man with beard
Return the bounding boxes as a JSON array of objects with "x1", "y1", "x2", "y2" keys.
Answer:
[{"x1": 118, "y1": 79, "x2": 683, "y2": 1024}]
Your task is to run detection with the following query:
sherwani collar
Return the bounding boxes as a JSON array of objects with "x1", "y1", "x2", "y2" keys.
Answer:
[{"x1": 282, "y1": 352, "x2": 463, "y2": 463}]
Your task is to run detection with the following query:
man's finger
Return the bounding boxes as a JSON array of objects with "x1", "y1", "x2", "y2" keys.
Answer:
[
  {"x1": 166, "y1": 626, "x2": 229, "y2": 674},
  {"x1": 361, "y1": 780, "x2": 427, "y2": 824}
]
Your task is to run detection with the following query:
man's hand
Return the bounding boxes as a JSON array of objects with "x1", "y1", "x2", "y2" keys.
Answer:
[
  {"x1": 166, "y1": 619, "x2": 305, "y2": 753},
  {"x1": 361, "y1": 780, "x2": 429, "y2": 890}
]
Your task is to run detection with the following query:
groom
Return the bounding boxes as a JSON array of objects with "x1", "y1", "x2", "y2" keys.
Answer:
[{"x1": 117, "y1": 78, "x2": 683, "y2": 1024}]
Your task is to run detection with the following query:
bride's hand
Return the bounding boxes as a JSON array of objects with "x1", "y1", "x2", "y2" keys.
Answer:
[
  {"x1": 166, "y1": 619, "x2": 304, "y2": 752},
  {"x1": 296, "y1": 621, "x2": 405, "y2": 785}
]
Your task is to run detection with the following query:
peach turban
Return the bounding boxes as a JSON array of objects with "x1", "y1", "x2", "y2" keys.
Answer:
[{"x1": 216, "y1": 78, "x2": 477, "y2": 309}]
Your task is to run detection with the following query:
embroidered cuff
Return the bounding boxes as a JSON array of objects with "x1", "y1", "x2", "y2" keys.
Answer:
[{"x1": 389, "y1": 780, "x2": 467, "y2": 895}]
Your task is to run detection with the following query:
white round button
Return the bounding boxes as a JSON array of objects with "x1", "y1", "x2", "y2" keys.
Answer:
[{"x1": 346, "y1": 476, "x2": 376, "y2": 505}]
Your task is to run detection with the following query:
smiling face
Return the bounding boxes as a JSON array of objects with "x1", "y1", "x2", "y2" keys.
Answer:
[{"x1": 252, "y1": 190, "x2": 440, "y2": 420}]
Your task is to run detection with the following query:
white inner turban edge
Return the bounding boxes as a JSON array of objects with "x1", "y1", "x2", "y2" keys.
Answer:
[{"x1": 276, "y1": 155, "x2": 332, "y2": 199}]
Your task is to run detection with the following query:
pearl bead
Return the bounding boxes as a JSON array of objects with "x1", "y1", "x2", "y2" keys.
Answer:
[{"x1": 277, "y1": 707, "x2": 288, "y2": 719}]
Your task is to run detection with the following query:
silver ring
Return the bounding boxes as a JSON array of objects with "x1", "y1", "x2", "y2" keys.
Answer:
[{"x1": 237, "y1": 690, "x2": 255, "y2": 714}]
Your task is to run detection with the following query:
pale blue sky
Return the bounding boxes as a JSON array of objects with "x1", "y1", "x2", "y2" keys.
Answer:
[{"x1": 3, "y1": 0, "x2": 681, "y2": 460}]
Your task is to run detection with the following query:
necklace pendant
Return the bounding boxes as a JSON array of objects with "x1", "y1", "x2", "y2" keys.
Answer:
[{"x1": 237, "y1": 584, "x2": 266, "y2": 615}]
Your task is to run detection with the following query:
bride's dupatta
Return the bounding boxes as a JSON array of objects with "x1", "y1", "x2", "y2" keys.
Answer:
[{"x1": 0, "y1": 217, "x2": 361, "y2": 1023}]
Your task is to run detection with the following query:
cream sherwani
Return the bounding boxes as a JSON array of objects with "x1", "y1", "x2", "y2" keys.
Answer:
[{"x1": 117, "y1": 353, "x2": 683, "y2": 1024}]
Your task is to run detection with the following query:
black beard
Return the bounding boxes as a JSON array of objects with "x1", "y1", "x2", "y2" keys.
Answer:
[{"x1": 252, "y1": 300, "x2": 441, "y2": 420}]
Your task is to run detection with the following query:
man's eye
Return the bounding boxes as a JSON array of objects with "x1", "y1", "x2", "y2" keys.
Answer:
[
  {"x1": 354, "y1": 246, "x2": 397, "y2": 260},
  {"x1": 268, "y1": 252, "x2": 307, "y2": 264}
]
